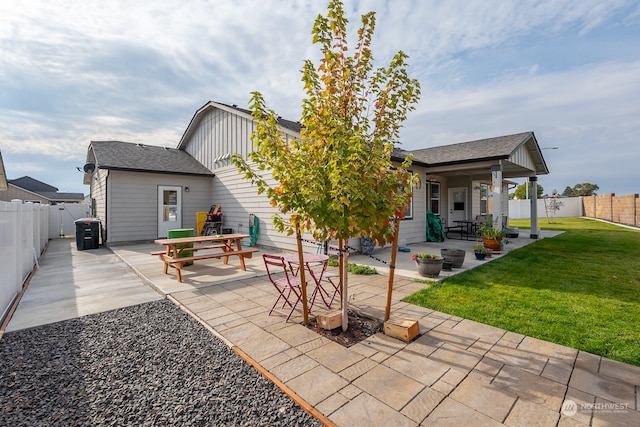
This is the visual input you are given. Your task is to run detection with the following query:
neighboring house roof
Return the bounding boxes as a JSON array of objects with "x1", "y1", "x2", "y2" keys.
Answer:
[
  {"x1": 88, "y1": 141, "x2": 214, "y2": 176},
  {"x1": 7, "y1": 176, "x2": 84, "y2": 202},
  {"x1": 0, "y1": 150, "x2": 8, "y2": 191},
  {"x1": 9, "y1": 176, "x2": 58, "y2": 193},
  {"x1": 178, "y1": 101, "x2": 302, "y2": 149},
  {"x1": 394, "y1": 132, "x2": 549, "y2": 176}
]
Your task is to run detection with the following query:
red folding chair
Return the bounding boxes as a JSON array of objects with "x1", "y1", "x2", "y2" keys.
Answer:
[
  {"x1": 263, "y1": 254, "x2": 304, "y2": 321},
  {"x1": 319, "y1": 246, "x2": 342, "y2": 307}
]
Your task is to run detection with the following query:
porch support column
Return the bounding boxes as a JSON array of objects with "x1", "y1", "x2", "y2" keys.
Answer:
[
  {"x1": 491, "y1": 165, "x2": 503, "y2": 230},
  {"x1": 529, "y1": 176, "x2": 539, "y2": 239}
]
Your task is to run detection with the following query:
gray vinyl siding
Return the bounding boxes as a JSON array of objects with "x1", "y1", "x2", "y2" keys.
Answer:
[
  {"x1": 211, "y1": 164, "x2": 315, "y2": 252},
  {"x1": 180, "y1": 103, "x2": 430, "y2": 252},
  {"x1": 106, "y1": 171, "x2": 213, "y2": 244},
  {"x1": 0, "y1": 186, "x2": 49, "y2": 203}
]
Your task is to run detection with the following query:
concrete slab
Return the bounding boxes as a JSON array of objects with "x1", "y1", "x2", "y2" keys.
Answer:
[{"x1": 5, "y1": 239, "x2": 161, "y2": 332}]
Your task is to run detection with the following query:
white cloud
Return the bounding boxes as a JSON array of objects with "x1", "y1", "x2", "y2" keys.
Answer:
[{"x1": 0, "y1": 0, "x2": 639, "y2": 194}]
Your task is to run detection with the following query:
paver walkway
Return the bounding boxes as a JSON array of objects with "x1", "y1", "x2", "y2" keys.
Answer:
[{"x1": 6, "y1": 238, "x2": 640, "y2": 426}]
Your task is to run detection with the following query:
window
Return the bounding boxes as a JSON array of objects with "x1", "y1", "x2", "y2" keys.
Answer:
[
  {"x1": 480, "y1": 183, "x2": 489, "y2": 215},
  {"x1": 400, "y1": 183, "x2": 413, "y2": 219},
  {"x1": 428, "y1": 182, "x2": 440, "y2": 215}
]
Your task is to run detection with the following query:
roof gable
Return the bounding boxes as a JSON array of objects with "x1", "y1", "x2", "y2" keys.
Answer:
[
  {"x1": 89, "y1": 141, "x2": 214, "y2": 176},
  {"x1": 178, "y1": 101, "x2": 301, "y2": 150},
  {"x1": 0, "y1": 150, "x2": 7, "y2": 191},
  {"x1": 410, "y1": 132, "x2": 533, "y2": 165},
  {"x1": 394, "y1": 131, "x2": 549, "y2": 176}
]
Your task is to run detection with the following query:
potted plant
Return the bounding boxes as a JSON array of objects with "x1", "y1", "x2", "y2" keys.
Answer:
[
  {"x1": 410, "y1": 253, "x2": 444, "y2": 278},
  {"x1": 440, "y1": 248, "x2": 466, "y2": 268},
  {"x1": 479, "y1": 223, "x2": 508, "y2": 252},
  {"x1": 472, "y1": 244, "x2": 489, "y2": 260}
]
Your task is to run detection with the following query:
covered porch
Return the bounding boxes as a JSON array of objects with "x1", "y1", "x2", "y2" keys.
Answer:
[{"x1": 397, "y1": 131, "x2": 550, "y2": 241}]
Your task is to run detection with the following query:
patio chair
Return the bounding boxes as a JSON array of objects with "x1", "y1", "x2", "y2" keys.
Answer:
[
  {"x1": 263, "y1": 254, "x2": 304, "y2": 321},
  {"x1": 318, "y1": 245, "x2": 342, "y2": 307}
]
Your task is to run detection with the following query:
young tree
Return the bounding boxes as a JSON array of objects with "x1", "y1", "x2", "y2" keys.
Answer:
[{"x1": 233, "y1": 0, "x2": 420, "y2": 329}]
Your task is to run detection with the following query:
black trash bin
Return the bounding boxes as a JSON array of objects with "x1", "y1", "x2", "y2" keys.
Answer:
[{"x1": 75, "y1": 218, "x2": 100, "y2": 250}]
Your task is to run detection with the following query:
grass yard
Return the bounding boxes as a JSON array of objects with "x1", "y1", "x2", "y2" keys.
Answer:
[{"x1": 403, "y1": 217, "x2": 640, "y2": 366}]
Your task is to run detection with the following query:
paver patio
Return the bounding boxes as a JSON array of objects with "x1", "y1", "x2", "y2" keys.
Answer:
[{"x1": 5, "y1": 238, "x2": 640, "y2": 426}]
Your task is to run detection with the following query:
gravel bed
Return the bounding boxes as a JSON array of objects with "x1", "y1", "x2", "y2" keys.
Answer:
[{"x1": 0, "y1": 299, "x2": 323, "y2": 426}]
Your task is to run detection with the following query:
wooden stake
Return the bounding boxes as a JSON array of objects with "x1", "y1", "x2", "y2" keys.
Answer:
[
  {"x1": 295, "y1": 226, "x2": 309, "y2": 325},
  {"x1": 384, "y1": 217, "x2": 401, "y2": 321}
]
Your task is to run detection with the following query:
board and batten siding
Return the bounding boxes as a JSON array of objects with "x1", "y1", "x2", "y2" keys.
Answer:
[
  {"x1": 181, "y1": 104, "x2": 430, "y2": 252},
  {"x1": 211, "y1": 164, "x2": 319, "y2": 253},
  {"x1": 185, "y1": 108, "x2": 256, "y2": 171},
  {"x1": 106, "y1": 171, "x2": 213, "y2": 244}
]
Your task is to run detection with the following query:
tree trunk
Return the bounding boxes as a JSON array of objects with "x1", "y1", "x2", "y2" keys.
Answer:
[{"x1": 340, "y1": 239, "x2": 349, "y2": 332}]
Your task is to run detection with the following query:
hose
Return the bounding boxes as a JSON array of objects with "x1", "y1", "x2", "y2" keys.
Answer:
[{"x1": 248, "y1": 215, "x2": 259, "y2": 246}]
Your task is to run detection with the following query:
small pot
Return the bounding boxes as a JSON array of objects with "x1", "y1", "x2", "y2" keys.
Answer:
[{"x1": 474, "y1": 252, "x2": 486, "y2": 260}]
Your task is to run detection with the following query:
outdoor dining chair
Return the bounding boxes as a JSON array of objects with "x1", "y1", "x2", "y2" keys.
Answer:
[{"x1": 262, "y1": 254, "x2": 304, "y2": 321}]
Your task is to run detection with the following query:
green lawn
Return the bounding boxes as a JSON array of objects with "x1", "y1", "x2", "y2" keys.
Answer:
[{"x1": 403, "y1": 217, "x2": 640, "y2": 366}]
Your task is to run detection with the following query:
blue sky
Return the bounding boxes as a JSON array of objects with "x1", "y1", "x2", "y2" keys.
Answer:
[{"x1": 1, "y1": 0, "x2": 639, "y2": 196}]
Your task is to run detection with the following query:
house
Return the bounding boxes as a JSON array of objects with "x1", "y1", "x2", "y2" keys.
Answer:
[
  {"x1": 0, "y1": 150, "x2": 7, "y2": 192},
  {"x1": 0, "y1": 176, "x2": 85, "y2": 204},
  {"x1": 393, "y1": 131, "x2": 549, "y2": 239},
  {"x1": 85, "y1": 101, "x2": 549, "y2": 248},
  {"x1": 83, "y1": 141, "x2": 214, "y2": 244}
]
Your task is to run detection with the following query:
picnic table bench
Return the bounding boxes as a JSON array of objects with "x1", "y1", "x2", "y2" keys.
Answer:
[{"x1": 152, "y1": 234, "x2": 259, "y2": 282}]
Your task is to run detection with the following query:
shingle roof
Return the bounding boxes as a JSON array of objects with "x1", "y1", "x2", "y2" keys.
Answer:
[
  {"x1": 217, "y1": 102, "x2": 302, "y2": 133},
  {"x1": 89, "y1": 141, "x2": 213, "y2": 176},
  {"x1": 8, "y1": 176, "x2": 84, "y2": 201},
  {"x1": 406, "y1": 132, "x2": 534, "y2": 166},
  {"x1": 8, "y1": 176, "x2": 59, "y2": 192}
]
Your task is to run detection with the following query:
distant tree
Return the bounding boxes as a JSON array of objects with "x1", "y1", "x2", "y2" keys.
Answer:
[
  {"x1": 512, "y1": 182, "x2": 543, "y2": 199},
  {"x1": 562, "y1": 183, "x2": 599, "y2": 196}
]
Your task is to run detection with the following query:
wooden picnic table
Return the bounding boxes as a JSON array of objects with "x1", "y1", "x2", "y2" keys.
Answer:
[{"x1": 152, "y1": 233, "x2": 259, "y2": 282}]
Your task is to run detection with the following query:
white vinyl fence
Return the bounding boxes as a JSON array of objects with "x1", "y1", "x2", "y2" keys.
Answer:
[
  {"x1": 49, "y1": 202, "x2": 91, "y2": 239},
  {"x1": 508, "y1": 196, "x2": 584, "y2": 220},
  {"x1": 0, "y1": 200, "x2": 50, "y2": 323}
]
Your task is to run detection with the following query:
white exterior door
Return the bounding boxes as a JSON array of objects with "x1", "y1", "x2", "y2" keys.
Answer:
[
  {"x1": 448, "y1": 187, "x2": 467, "y2": 225},
  {"x1": 158, "y1": 186, "x2": 181, "y2": 238}
]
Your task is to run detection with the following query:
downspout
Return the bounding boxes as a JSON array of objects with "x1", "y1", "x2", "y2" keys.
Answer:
[{"x1": 103, "y1": 170, "x2": 109, "y2": 245}]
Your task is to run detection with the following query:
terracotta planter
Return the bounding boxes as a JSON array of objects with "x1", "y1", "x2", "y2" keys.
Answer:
[
  {"x1": 415, "y1": 257, "x2": 444, "y2": 278},
  {"x1": 482, "y1": 238, "x2": 502, "y2": 253},
  {"x1": 440, "y1": 248, "x2": 465, "y2": 268}
]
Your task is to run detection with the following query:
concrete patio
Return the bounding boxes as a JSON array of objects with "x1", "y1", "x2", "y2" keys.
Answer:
[{"x1": 4, "y1": 234, "x2": 639, "y2": 426}]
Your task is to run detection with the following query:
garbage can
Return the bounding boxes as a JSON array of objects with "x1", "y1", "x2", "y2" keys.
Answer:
[
  {"x1": 167, "y1": 228, "x2": 194, "y2": 266},
  {"x1": 75, "y1": 218, "x2": 100, "y2": 250}
]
